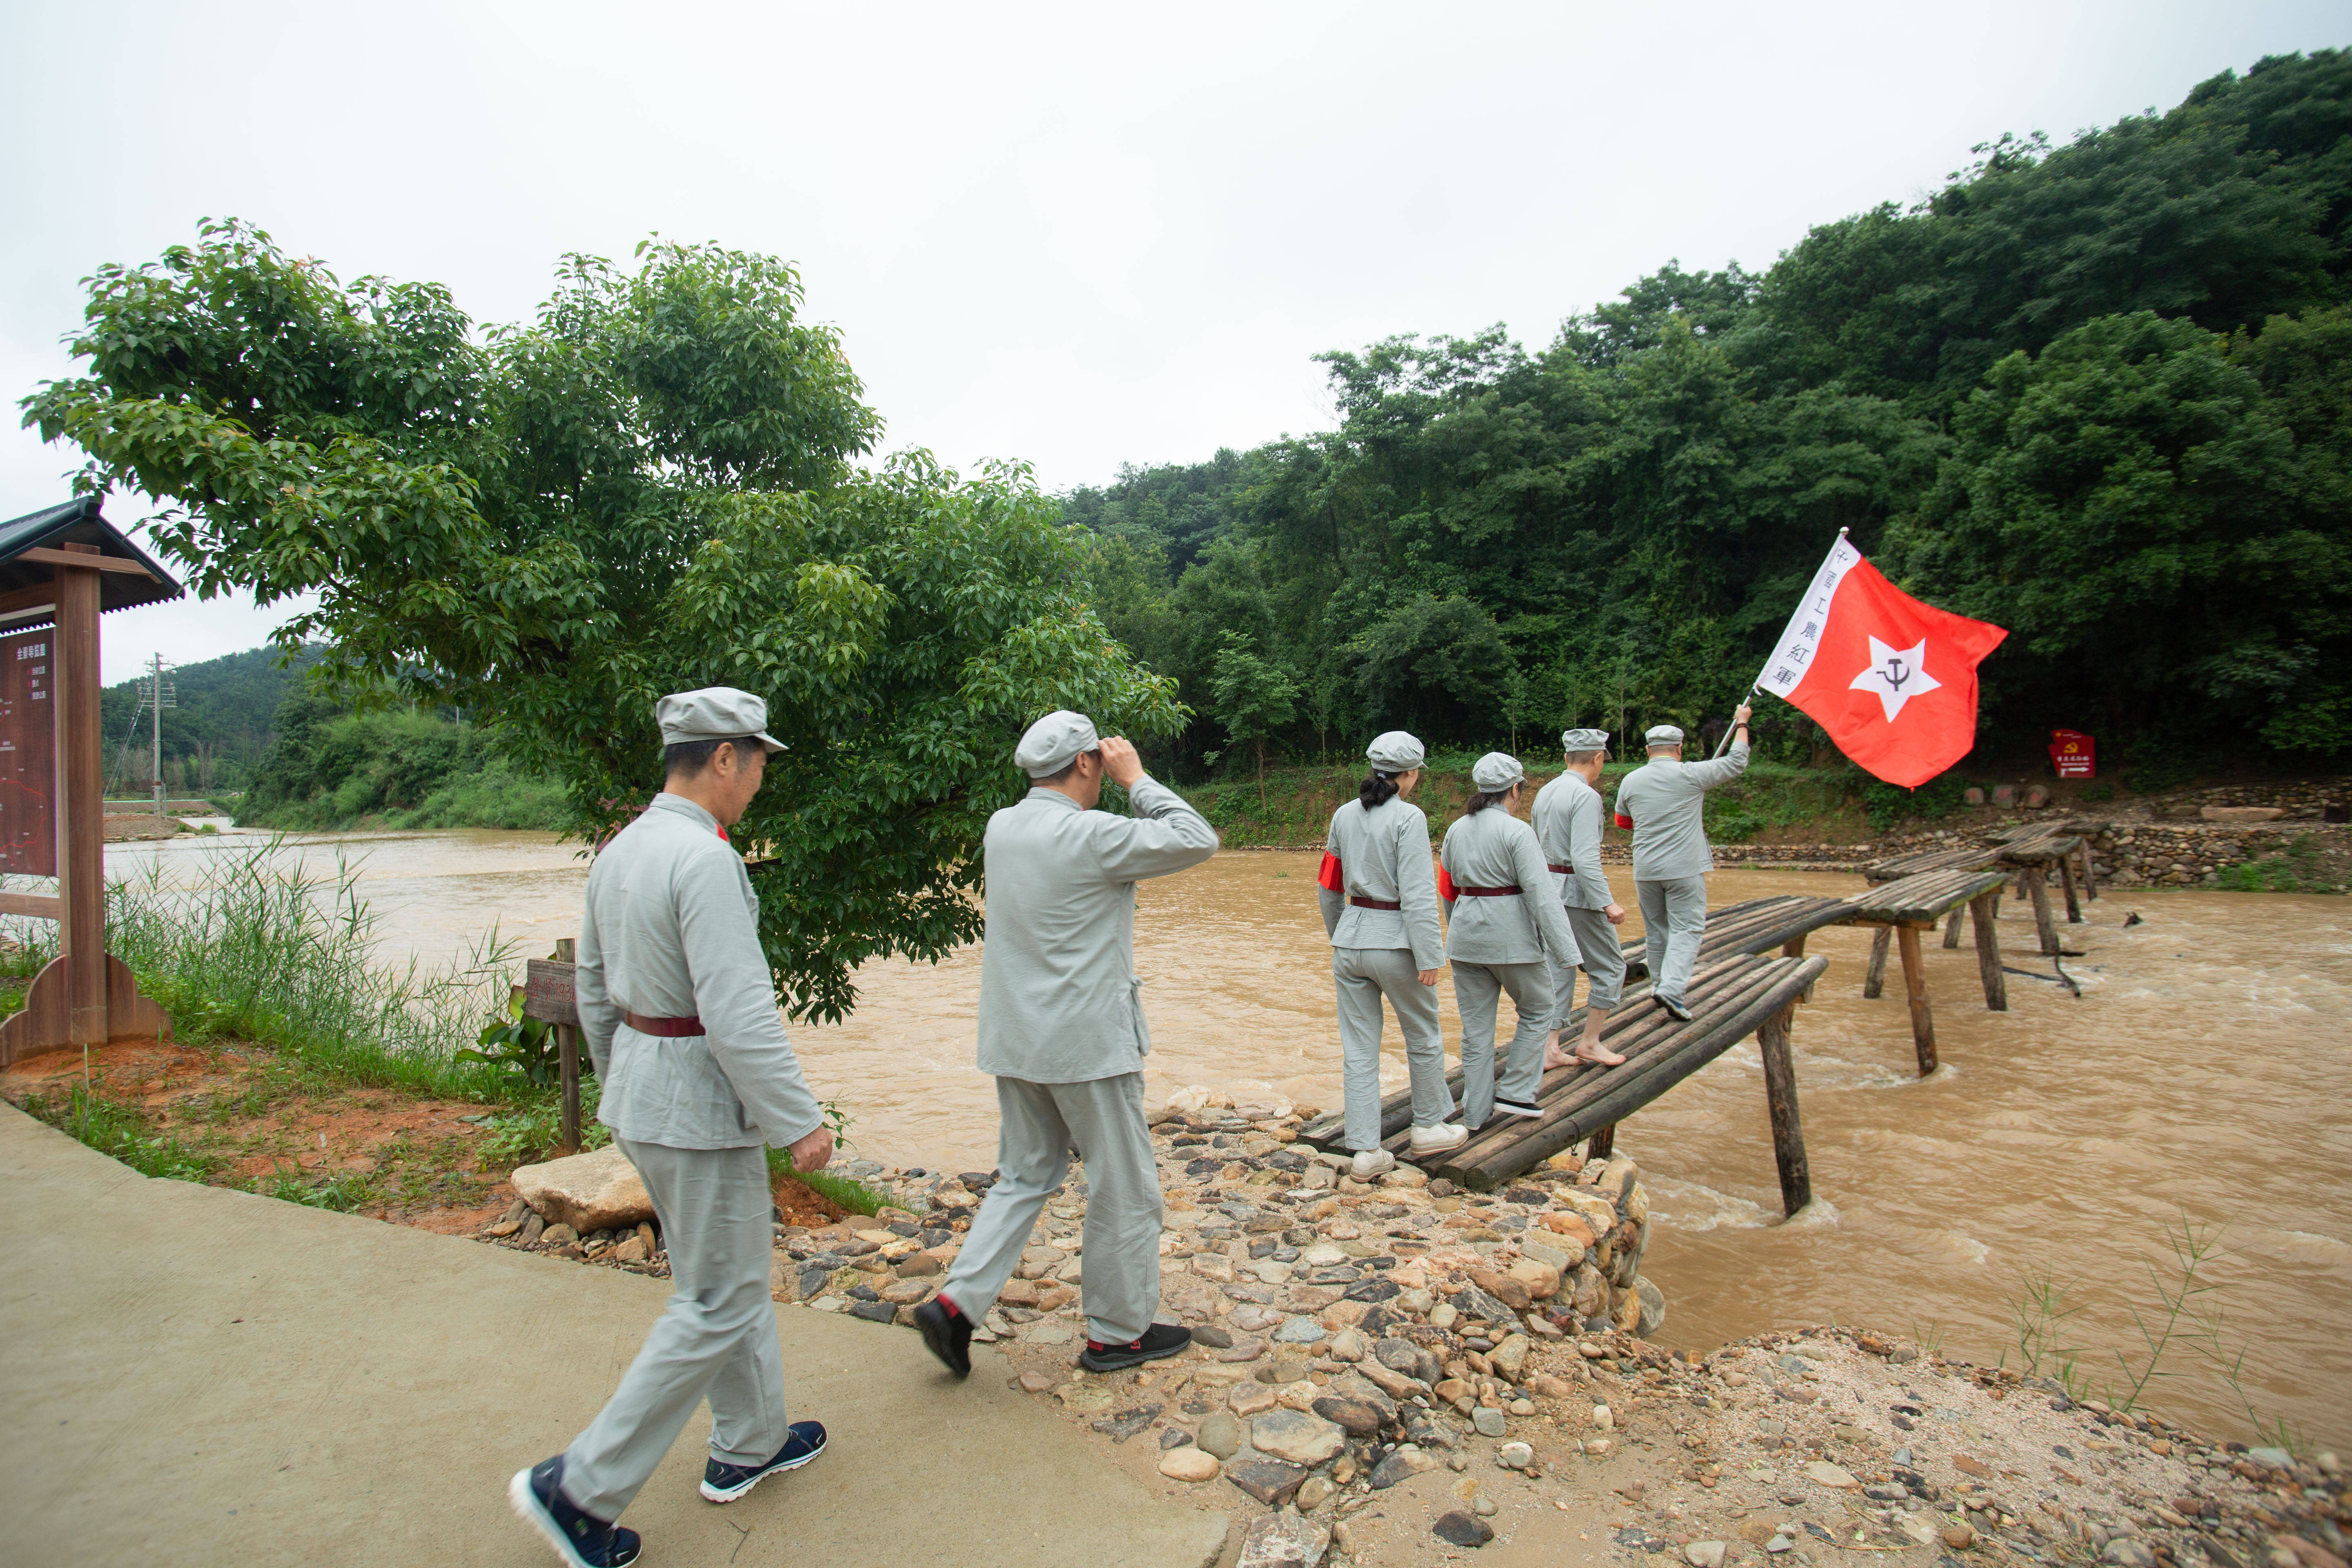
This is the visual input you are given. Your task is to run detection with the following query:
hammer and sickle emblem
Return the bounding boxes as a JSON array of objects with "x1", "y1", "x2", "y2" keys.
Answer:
[{"x1": 1882, "y1": 657, "x2": 1910, "y2": 691}]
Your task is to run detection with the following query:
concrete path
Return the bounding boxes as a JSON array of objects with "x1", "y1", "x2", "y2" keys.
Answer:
[{"x1": 0, "y1": 1105, "x2": 1228, "y2": 1568}]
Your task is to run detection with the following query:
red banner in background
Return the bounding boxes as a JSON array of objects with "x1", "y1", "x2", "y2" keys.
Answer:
[{"x1": 0, "y1": 627, "x2": 56, "y2": 878}]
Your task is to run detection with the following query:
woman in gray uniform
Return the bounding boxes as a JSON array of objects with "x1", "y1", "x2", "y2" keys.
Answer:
[
  {"x1": 1439, "y1": 752, "x2": 1583, "y2": 1130},
  {"x1": 1316, "y1": 731, "x2": 1464, "y2": 1179}
]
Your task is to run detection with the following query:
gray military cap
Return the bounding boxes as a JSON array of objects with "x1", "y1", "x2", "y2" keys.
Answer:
[
  {"x1": 1472, "y1": 751, "x2": 1526, "y2": 791},
  {"x1": 1365, "y1": 731, "x2": 1425, "y2": 772},
  {"x1": 1644, "y1": 724, "x2": 1684, "y2": 746},
  {"x1": 655, "y1": 687, "x2": 785, "y2": 753},
  {"x1": 1561, "y1": 727, "x2": 1611, "y2": 752},
  {"x1": 1014, "y1": 710, "x2": 1101, "y2": 777}
]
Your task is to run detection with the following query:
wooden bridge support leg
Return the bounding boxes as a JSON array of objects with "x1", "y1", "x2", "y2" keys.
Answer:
[
  {"x1": 1969, "y1": 893, "x2": 2007, "y2": 1011},
  {"x1": 2077, "y1": 842, "x2": 2099, "y2": 902},
  {"x1": 2025, "y1": 868, "x2": 2060, "y2": 956},
  {"x1": 1941, "y1": 906, "x2": 1965, "y2": 949},
  {"x1": 1863, "y1": 925, "x2": 1892, "y2": 999},
  {"x1": 1780, "y1": 934, "x2": 1818, "y2": 1002},
  {"x1": 2058, "y1": 853, "x2": 2083, "y2": 924},
  {"x1": 1586, "y1": 1125, "x2": 1615, "y2": 1161},
  {"x1": 1757, "y1": 1000, "x2": 1811, "y2": 1217},
  {"x1": 1896, "y1": 923, "x2": 1938, "y2": 1076}
]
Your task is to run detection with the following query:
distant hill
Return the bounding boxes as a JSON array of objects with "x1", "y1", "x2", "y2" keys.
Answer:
[{"x1": 100, "y1": 644, "x2": 323, "y2": 797}]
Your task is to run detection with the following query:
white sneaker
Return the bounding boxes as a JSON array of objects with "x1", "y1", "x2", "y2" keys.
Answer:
[
  {"x1": 1350, "y1": 1148, "x2": 1396, "y2": 1180},
  {"x1": 1408, "y1": 1121, "x2": 1469, "y2": 1156}
]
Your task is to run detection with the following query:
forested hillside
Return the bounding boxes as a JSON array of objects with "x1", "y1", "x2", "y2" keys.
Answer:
[
  {"x1": 1068, "y1": 51, "x2": 2352, "y2": 782},
  {"x1": 99, "y1": 644, "x2": 320, "y2": 796}
]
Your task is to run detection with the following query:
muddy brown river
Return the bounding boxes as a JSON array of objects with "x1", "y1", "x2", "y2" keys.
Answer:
[{"x1": 105, "y1": 829, "x2": 2352, "y2": 1450}]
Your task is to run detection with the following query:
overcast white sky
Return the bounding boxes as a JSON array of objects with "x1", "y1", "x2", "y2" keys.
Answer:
[{"x1": 2, "y1": 1, "x2": 2343, "y2": 682}]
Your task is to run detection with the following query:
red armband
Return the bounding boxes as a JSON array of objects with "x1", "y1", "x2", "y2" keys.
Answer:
[
  {"x1": 1317, "y1": 851, "x2": 1343, "y2": 893},
  {"x1": 1437, "y1": 864, "x2": 1458, "y2": 903},
  {"x1": 1613, "y1": 813, "x2": 1634, "y2": 830}
]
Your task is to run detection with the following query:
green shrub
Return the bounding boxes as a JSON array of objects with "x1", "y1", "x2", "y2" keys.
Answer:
[{"x1": 1862, "y1": 772, "x2": 1970, "y2": 833}]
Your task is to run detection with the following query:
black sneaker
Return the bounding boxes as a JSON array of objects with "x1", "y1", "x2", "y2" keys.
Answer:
[
  {"x1": 1659, "y1": 996, "x2": 1695, "y2": 1022},
  {"x1": 1078, "y1": 1322, "x2": 1193, "y2": 1374},
  {"x1": 1493, "y1": 1098, "x2": 1544, "y2": 1119},
  {"x1": 508, "y1": 1455, "x2": 642, "y2": 1568},
  {"x1": 913, "y1": 1295, "x2": 972, "y2": 1378},
  {"x1": 700, "y1": 1421, "x2": 827, "y2": 1502}
]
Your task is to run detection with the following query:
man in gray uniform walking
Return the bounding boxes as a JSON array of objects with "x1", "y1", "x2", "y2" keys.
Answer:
[
  {"x1": 915, "y1": 710, "x2": 1218, "y2": 1380},
  {"x1": 1612, "y1": 705, "x2": 1751, "y2": 1021},
  {"x1": 512, "y1": 688, "x2": 837, "y2": 1568},
  {"x1": 1532, "y1": 728, "x2": 1628, "y2": 1067}
]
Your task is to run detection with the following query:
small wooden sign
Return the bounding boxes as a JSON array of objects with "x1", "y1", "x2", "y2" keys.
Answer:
[{"x1": 523, "y1": 958, "x2": 579, "y2": 1027}]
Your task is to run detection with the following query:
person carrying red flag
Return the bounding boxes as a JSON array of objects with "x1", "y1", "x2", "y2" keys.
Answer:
[{"x1": 1756, "y1": 531, "x2": 2007, "y2": 789}]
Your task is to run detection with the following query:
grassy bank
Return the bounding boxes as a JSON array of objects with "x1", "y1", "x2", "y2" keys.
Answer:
[
  {"x1": 1, "y1": 848, "x2": 884, "y2": 1214},
  {"x1": 234, "y1": 756, "x2": 570, "y2": 833}
]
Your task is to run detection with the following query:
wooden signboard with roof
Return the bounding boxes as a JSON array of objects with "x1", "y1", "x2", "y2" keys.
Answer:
[{"x1": 0, "y1": 497, "x2": 179, "y2": 1065}]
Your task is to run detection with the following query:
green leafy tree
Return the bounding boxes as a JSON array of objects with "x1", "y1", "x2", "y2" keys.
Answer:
[
  {"x1": 1887, "y1": 311, "x2": 2344, "y2": 751},
  {"x1": 1207, "y1": 632, "x2": 1299, "y2": 808},
  {"x1": 23, "y1": 222, "x2": 1181, "y2": 1020}
]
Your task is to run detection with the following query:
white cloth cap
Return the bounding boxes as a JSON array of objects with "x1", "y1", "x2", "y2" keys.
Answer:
[
  {"x1": 1644, "y1": 724, "x2": 1684, "y2": 746},
  {"x1": 1014, "y1": 710, "x2": 1101, "y2": 777},
  {"x1": 1561, "y1": 728, "x2": 1611, "y2": 752},
  {"x1": 1471, "y1": 751, "x2": 1525, "y2": 792},
  {"x1": 655, "y1": 687, "x2": 784, "y2": 753},
  {"x1": 1365, "y1": 731, "x2": 1425, "y2": 772}
]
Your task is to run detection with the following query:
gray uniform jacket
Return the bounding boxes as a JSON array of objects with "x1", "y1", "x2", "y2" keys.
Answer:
[
  {"x1": 1612, "y1": 740, "x2": 1751, "y2": 881},
  {"x1": 976, "y1": 778, "x2": 1218, "y2": 1083},
  {"x1": 1437, "y1": 806, "x2": 1582, "y2": 967},
  {"x1": 1317, "y1": 797, "x2": 1444, "y2": 972},
  {"x1": 575, "y1": 792, "x2": 827, "y2": 1151},
  {"x1": 1531, "y1": 771, "x2": 1615, "y2": 911}
]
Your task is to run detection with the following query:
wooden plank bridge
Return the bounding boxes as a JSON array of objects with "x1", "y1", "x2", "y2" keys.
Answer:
[
  {"x1": 1299, "y1": 952, "x2": 1827, "y2": 1213},
  {"x1": 1617, "y1": 893, "x2": 1855, "y2": 978}
]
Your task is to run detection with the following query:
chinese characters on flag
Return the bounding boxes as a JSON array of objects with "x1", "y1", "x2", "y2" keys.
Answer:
[{"x1": 1757, "y1": 535, "x2": 2008, "y2": 789}]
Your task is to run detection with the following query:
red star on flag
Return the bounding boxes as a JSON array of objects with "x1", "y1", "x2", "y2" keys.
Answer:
[{"x1": 1755, "y1": 536, "x2": 2007, "y2": 788}]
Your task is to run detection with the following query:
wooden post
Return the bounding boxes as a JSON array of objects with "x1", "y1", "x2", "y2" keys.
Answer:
[
  {"x1": 55, "y1": 547, "x2": 104, "y2": 1049},
  {"x1": 1895, "y1": 922, "x2": 1937, "y2": 1076},
  {"x1": 2024, "y1": 867, "x2": 2060, "y2": 956},
  {"x1": 2058, "y1": 851, "x2": 2082, "y2": 923},
  {"x1": 1941, "y1": 905, "x2": 1965, "y2": 949},
  {"x1": 1586, "y1": 1125, "x2": 1615, "y2": 1161},
  {"x1": 554, "y1": 936, "x2": 580, "y2": 1154},
  {"x1": 1968, "y1": 892, "x2": 2007, "y2": 1011},
  {"x1": 2077, "y1": 842, "x2": 2099, "y2": 902},
  {"x1": 1780, "y1": 933, "x2": 1817, "y2": 1002},
  {"x1": 1756, "y1": 1000, "x2": 1810, "y2": 1217},
  {"x1": 1862, "y1": 925, "x2": 1891, "y2": 999}
]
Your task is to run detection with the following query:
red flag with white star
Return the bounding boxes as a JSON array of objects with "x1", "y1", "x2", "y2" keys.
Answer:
[{"x1": 1756, "y1": 535, "x2": 2008, "y2": 789}]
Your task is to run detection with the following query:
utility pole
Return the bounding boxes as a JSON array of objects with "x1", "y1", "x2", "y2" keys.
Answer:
[{"x1": 146, "y1": 654, "x2": 175, "y2": 814}]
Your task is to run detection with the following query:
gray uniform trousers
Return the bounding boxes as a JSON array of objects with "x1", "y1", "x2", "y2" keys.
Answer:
[
  {"x1": 563, "y1": 1140, "x2": 789, "y2": 1520},
  {"x1": 942, "y1": 1072, "x2": 1163, "y2": 1346},
  {"x1": 1548, "y1": 904, "x2": 1628, "y2": 1025},
  {"x1": 1452, "y1": 960, "x2": 1552, "y2": 1128},
  {"x1": 1332, "y1": 946, "x2": 1454, "y2": 1153},
  {"x1": 1636, "y1": 875, "x2": 1709, "y2": 1006}
]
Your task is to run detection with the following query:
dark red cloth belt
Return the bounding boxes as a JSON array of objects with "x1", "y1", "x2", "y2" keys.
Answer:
[
  {"x1": 1546, "y1": 863, "x2": 1574, "y2": 874},
  {"x1": 1348, "y1": 896, "x2": 1402, "y2": 910},
  {"x1": 624, "y1": 1010, "x2": 706, "y2": 1036},
  {"x1": 1455, "y1": 885, "x2": 1523, "y2": 897}
]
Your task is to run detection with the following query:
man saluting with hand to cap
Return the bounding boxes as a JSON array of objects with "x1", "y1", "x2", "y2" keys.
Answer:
[
  {"x1": 915, "y1": 711, "x2": 1218, "y2": 1379},
  {"x1": 511, "y1": 688, "x2": 836, "y2": 1568}
]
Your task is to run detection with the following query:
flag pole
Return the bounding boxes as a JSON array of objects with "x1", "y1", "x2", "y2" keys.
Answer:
[{"x1": 1715, "y1": 526, "x2": 1850, "y2": 758}]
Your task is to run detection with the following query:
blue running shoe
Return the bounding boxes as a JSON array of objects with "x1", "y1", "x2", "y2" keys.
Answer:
[
  {"x1": 508, "y1": 1455, "x2": 641, "y2": 1568},
  {"x1": 700, "y1": 1421, "x2": 828, "y2": 1503}
]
